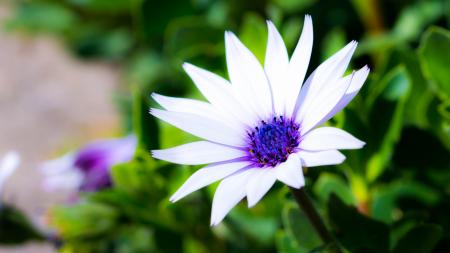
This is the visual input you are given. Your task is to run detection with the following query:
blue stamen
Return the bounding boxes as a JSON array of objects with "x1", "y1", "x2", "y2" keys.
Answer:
[{"x1": 247, "y1": 116, "x2": 300, "y2": 168}]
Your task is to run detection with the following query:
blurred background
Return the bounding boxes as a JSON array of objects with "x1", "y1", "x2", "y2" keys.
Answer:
[{"x1": 0, "y1": 0, "x2": 448, "y2": 252}]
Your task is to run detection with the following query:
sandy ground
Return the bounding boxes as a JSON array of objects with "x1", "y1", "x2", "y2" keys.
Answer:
[{"x1": 0, "y1": 4, "x2": 121, "y2": 253}]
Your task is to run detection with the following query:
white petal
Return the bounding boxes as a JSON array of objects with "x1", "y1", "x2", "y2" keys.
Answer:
[
  {"x1": 276, "y1": 154, "x2": 305, "y2": 189},
  {"x1": 225, "y1": 31, "x2": 273, "y2": 120},
  {"x1": 151, "y1": 93, "x2": 241, "y2": 131},
  {"x1": 298, "y1": 150, "x2": 346, "y2": 167},
  {"x1": 294, "y1": 41, "x2": 357, "y2": 120},
  {"x1": 211, "y1": 169, "x2": 254, "y2": 226},
  {"x1": 285, "y1": 15, "x2": 313, "y2": 116},
  {"x1": 300, "y1": 127, "x2": 365, "y2": 151},
  {"x1": 246, "y1": 168, "x2": 277, "y2": 207},
  {"x1": 299, "y1": 71, "x2": 354, "y2": 134},
  {"x1": 264, "y1": 20, "x2": 289, "y2": 114},
  {"x1": 150, "y1": 108, "x2": 245, "y2": 147},
  {"x1": 317, "y1": 65, "x2": 370, "y2": 125},
  {"x1": 183, "y1": 63, "x2": 256, "y2": 126},
  {"x1": 152, "y1": 141, "x2": 246, "y2": 165},
  {"x1": 170, "y1": 161, "x2": 249, "y2": 202},
  {"x1": 0, "y1": 151, "x2": 20, "y2": 192}
]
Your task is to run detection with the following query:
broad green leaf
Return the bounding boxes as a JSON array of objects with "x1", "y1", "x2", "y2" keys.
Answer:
[
  {"x1": 68, "y1": 0, "x2": 131, "y2": 15},
  {"x1": 366, "y1": 66, "x2": 410, "y2": 182},
  {"x1": 239, "y1": 13, "x2": 267, "y2": 64},
  {"x1": 371, "y1": 181, "x2": 440, "y2": 224},
  {"x1": 358, "y1": 1, "x2": 444, "y2": 55},
  {"x1": 229, "y1": 208, "x2": 278, "y2": 245},
  {"x1": 132, "y1": 87, "x2": 160, "y2": 151},
  {"x1": 418, "y1": 26, "x2": 450, "y2": 99},
  {"x1": 6, "y1": 2, "x2": 77, "y2": 34},
  {"x1": 321, "y1": 28, "x2": 346, "y2": 61},
  {"x1": 0, "y1": 205, "x2": 44, "y2": 244},
  {"x1": 313, "y1": 173, "x2": 356, "y2": 206},
  {"x1": 275, "y1": 230, "x2": 304, "y2": 253},
  {"x1": 281, "y1": 202, "x2": 324, "y2": 252},
  {"x1": 114, "y1": 225, "x2": 155, "y2": 253},
  {"x1": 393, "y1": 224, "x2": 443, "y2": 253},
  {"x1": 327, "y1": 194, "x2": 389, "y2": 253},
  {"x1": 111, "y1": 150, "x2": 162, "y2": 195},
  {"x1": 51, "y1": 202, "x2": 118, "y2": 239}
]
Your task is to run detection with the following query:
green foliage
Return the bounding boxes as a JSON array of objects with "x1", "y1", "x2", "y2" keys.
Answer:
[
  {"x1": 393, "y1": 224, "x2": 443, "y2": 253},
  {"x1": 280, "y1": 202, "x2": 323, "y2": 252},
  {"x1": 328, "y1": 194, "x2": 390, "y2": 253},
  {"x1": 0, "y1": 204, "x2": 44, "y2": 244},
  {"x1": 3, "y1": 0, "x2": 450, "y2": 252}
]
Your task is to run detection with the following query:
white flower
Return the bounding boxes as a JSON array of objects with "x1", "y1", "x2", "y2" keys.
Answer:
[
  {"x1": 0, "y1": 151, "x2": 20, "y2": 197},
  {"x1": 151, "y1": 15, "x2": 369, "y2": 225}
]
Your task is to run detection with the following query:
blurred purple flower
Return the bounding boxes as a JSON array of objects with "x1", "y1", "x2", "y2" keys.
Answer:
[{"x1": 40, "y1": 135, "x2": 136, "y2": 192}]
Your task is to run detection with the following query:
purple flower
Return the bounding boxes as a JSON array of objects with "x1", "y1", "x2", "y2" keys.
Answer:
[{"x1": 40, "y1": 135, "x2": 136, "y2": 192}]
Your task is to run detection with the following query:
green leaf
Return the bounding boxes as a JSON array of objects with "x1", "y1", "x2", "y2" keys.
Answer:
[
  {"x1": 0, "y1": 204, "x2": 44, "y2": 244},
  {"x1": 393, "y1": 224, "x2": 443, "y2": 253},
  {"x1": 328, "y1": 194, "x2": 389, "y2": 253},
  {"x1": 275, "y1": 230, "x2": 303, "y2": 253},
  {"x1": 114, "y1": 225, "x2": 155, "y2": 253},
  {"x1": 371, "y1": 181, "x2": 440, "y2": 224},
  {"x1": 6, "y1": 2, "x2": 77, "y2": 34},
  {"x1": 51, "y1": 202, "x2": 119, "y2": 239},
  {"x1": 68, "y1": 0, "x2": 131, "y2": 15},
  {"x1": 313, "y1": 173, "x2": 356, "y2": 206},
  {"x1": 111, "y1": 150, "x2": 163, "y2": 196},
  {"x1": 132, "y1": 87, "x2": 160, "y2": 151},
  {"x1": 239, "y1": 13, "x2": 267, "y2": 64},
  {"x1": 281, "y1": 202, "x2": 324, "y2": 252},
  {"x1": 366, "y1": 66, "x2": 410, "y2": 182},
  {"x1": 419, "y1": 26, "x2": 450, "y2": 99},
  {"x1": 228, "y1": 208, "x2": 278, "y2": 245}
]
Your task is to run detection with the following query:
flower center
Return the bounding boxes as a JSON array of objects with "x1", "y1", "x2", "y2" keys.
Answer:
[{"x1": 247, "y1": 116, "x2": 300, "y2": 168}]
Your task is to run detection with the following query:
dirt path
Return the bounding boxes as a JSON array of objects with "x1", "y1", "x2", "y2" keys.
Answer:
[{"x1": 0, "y1": 4, "x2": 121, "y2": 253}]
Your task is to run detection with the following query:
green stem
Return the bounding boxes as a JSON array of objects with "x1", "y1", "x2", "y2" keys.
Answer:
[{"x1": 290, "y1": 187, "x2": 341, "y2": 253}]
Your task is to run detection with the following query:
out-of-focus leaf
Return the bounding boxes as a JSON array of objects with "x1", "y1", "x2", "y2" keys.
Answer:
[
  {"x1": 272, "y1": 0, "x2": 317, "y2": 14},
  {"x1": 132, "y1": 87, "x2": 160, "y2": 151},
  {"x1": 51, "y1": 202, "x2": 118, "y2": 239},
  {"x1": 68, "y1": 0, "x2": 131, "y2": 15},
  {"x1": 280, "y1": 17, "x2": 302, "y2": 51},
  {"x1": 313, "y1": 173, "x2": 356, "y2": 206},
  {"x1": 371, "y1": 181, "x2": 440, "y2": 224},
  {"x1": 328, "y1": 194, "x2": 389, "y2": 253},
  {"x1": 138, "y1": 0, "x2": 195, "y2": 39},
  {"x1": 229, "y1": 208, "x2": 278, "y2": 245},
  {"x1": 358, "y1": 1, "x2": 444, "y2": 55},
  {"x1": 239, "y1": 13, "x2": 267, "y2": 64},
  {"x1": 366, "y1": 66, "x2": 410, "y2": 182},
  {"x1": 114, "y1": 225, "x2": 155, "y2": 253},
  {"x1": 111, "y1": 150, "x2": 163, "y2": 196},
  {"x1": 393, "y1": 224, "x2": 442, "y2": 253},
  {"x1": 0, "y1": 205, "x2": 44, "y2": 244},
  {"x1": 165, "y1": 17, "x2": 222, "y2": 61},
  {"x1": 126, "y1": 51, "x2": 165, "y2": 88},
  {"x1": 275, "y1": 230, "x2": 303, "y2": 253},
  {"x1": 418, "y1": 26, "x2": 450, "y2": 99},
  {"x1": 6, "y1": 2, "x2": 77, "y2": 34},
  {"x1": 321, "y1": 28, "x2": 346, "y2": 61},
  {"x1": 281, "y1": 202, "x2": 324, "y2": 252}
]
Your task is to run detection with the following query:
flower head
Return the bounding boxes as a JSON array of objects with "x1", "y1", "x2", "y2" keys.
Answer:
[
  {"x1": 0, "y1": 151, "x2": 20, "y2": 198},
  {"x1": 40, "y1": 135, "x2": 136, "y2": 192},
  {"x1": 151, "y1": 15, "x2": 369, "y2": 225}
]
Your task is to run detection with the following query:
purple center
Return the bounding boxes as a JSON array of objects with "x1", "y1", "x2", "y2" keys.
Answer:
[{"x1": 247, "y1": 116, "x2": 300, "y2": 168}]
